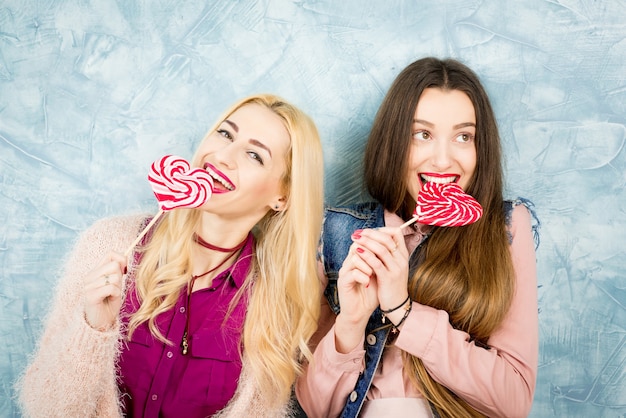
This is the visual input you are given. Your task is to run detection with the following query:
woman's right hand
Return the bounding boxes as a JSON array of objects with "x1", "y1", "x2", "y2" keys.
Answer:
[
  {"x1": 83, "y1": 252, "x2": 127, "y2": 331},
  {"x1": 334, "y1": 235, "x2": 379, "y2": 353}
]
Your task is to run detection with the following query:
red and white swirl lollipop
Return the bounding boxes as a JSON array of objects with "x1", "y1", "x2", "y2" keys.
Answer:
[
  {"x1": 148, "y1": 155, "x2": 213, "y2": 210},
  {"x1": 400, "y1": 182, "x2": 483, "y2": 229},
  {"x1": 125, "y1": 155, "x2": 214, "y2": 255}
]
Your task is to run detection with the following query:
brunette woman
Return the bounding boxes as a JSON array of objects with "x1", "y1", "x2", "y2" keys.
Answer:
[{"x1": 296, "y1": 58, "x2": 539, "y2": 418}]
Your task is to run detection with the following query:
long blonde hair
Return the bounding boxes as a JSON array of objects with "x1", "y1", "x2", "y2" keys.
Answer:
[
  {"x1": 364, "y1": 58, "x2": 514, "y2": 417},
  {"x1": 128, "y1": 94, "x2": 324, "y2": 409}
]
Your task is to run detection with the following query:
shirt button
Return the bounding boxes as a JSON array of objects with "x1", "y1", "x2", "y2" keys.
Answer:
[
  {"x1": 166, "y1": 351, "x2": 173, "y2": 358},
  {"x1": 179, "y1": 307, "x2": 185, "y2": 313},
  {"x1": 366, "y1": 334, "x2": 376, "y2": 345},
  {"x1": 151, "y1": 394, "x2": 158, "y2": 401},
  {"x1": 349, "y1": 391, "x2": 358, "y2": 402}
]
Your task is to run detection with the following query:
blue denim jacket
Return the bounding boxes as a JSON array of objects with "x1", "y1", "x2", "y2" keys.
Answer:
[{"x1": 319, "y1": 199, "x2": 539, "y2": 418}]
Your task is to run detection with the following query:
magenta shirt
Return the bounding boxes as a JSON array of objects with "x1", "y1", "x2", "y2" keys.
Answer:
[{"x1": 118, "y1": 233, "x2": 254, "y2": 418}]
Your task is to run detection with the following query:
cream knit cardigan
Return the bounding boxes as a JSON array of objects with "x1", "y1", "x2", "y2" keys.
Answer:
[{"x1": 15, "y1": 215, "x2": 292, "y2": 418}]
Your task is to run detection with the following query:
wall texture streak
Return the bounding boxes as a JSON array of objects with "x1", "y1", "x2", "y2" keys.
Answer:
[{"x1": 0, "y1": 1, "x2": 624, "y2": 416}]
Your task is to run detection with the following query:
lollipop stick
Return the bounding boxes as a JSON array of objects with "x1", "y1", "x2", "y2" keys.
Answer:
[
  {"x1": 399, "y1": 215, "x2": 419, "y2": 229},
  {"x1": 124, "y1": 209, "x2": 164, "y2": 257}
]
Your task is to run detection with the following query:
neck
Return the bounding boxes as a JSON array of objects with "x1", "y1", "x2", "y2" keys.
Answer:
[
  {"x1": 193, "y1": 233, "x2": 247, "y2": 252},
  {"x1": 197, "y1": 212, "x2": 257, "y2": 250},
  {"x1": 190, "y1": 232, "x2": 248, "y2": 281}
]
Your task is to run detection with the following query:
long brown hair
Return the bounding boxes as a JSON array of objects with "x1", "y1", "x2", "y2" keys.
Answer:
[{"x1": 364, "y1": 57, "x2": 514, "y2": 417}]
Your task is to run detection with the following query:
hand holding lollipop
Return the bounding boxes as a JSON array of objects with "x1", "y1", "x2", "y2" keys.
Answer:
[
  {"x1": 124, "y1": 155, "x2": 214, "y2": 256},
  {"x1": 400, "y1": 182, "x2": 483, "y2": 229}
]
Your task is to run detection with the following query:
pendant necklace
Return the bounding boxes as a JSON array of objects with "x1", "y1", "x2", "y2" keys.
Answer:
[{"x1": 181, "y1": 233, "x2": 247, "y2": 355}]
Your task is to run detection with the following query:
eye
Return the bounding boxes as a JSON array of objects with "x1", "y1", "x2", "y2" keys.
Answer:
[
  {"x1": 412, "y1": 130, "x2": 431, "y2": 141},
  {"x1": 217, "y1": 129, "x2": 233, "y2": 141},
  {"x1": 455, "y1": 133, "x2": 474, "y2": 143},
  {"x1": 247, "y1": 151, "x2": 264, "y2": 165}
]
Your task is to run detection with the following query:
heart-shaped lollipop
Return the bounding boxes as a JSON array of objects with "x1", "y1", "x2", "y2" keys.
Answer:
[
  {"x1": 125, "y1": 155, "x2": 214, "y2": 256},
  {"x1": 148, "y1": 155, "x2": 214, "y2": 210},
  {"x1": 400, "y1": 182, "x2": 483, "y2": 229},
  {"x1": 414, "y1": 182, "x2": 482, "y2": 227}
]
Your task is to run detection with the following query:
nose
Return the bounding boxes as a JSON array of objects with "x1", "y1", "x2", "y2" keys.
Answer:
[
  {"x1": 431, "y1": 138, "x2": 453, "y2": 170},
  {"x1": 213, "y1": 141, "x2": 237, "y2": 169}
]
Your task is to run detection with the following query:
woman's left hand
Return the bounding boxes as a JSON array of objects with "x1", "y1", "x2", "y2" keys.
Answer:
[
  {"x1": 83, "y1": 251, "x2": 127, "y2": 331},
  {"x1": 350, "y1": 227, "x2": 409, "y2": 312}
]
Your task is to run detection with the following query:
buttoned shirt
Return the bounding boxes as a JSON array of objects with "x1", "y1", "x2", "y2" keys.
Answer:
[{"x1": 118, "y1": 233, "x2": 254, "y2": 417}]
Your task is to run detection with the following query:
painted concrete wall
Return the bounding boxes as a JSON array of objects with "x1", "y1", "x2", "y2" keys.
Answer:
[{"x1": 1, "y1": 1, "x2": 624, "y2": 416}]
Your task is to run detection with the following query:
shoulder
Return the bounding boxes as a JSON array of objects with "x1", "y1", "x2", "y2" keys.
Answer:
[
  {"x1": 87, "y1": 214, "x2": 149, "y2": 235},
  {"x1": 325, "y1": 201, "x2": 381, "y2": 216},
  {"x1": 504, "y1": 198, "x2": 540, "y2": 249},
  {"x1": 81, "y1": 214, "x2": 150, "y2": 250},
  {"x1": 324, "y1": 202, "x2": 384, "y2": 229},
  {"x1": 320, "y1": 202, "x2": 384, "y2": 277}
]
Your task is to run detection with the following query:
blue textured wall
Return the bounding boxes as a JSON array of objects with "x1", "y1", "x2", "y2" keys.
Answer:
[{"x1": 1, "y1": 1, "x2": 624, "y2": 416}]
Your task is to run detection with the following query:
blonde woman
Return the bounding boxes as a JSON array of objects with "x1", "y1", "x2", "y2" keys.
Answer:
[{"x1": 17, "y1": 94, "x2": 324, "y2": 417}]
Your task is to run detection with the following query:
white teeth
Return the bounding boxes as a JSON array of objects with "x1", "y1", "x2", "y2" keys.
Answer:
[
  {"x1": 421, "y1": 174, "x2": 456, "y2": 184},
  {"x1": 206, "y1": 167, "x2": 234, "y2": 190}
]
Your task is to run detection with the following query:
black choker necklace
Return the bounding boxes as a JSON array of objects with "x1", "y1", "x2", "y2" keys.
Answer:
[{"x1": 193, "y1": 233, "x2": 247, "y2": 253}]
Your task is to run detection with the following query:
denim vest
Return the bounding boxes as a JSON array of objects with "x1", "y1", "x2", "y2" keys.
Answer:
[{"x1": 320, "y1": 199, "x2": 539, "y2": 418}]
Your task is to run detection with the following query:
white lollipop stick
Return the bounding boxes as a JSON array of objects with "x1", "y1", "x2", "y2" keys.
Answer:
[{"x1": 124, "y1": 209, "x2": 164, "y2": 257}]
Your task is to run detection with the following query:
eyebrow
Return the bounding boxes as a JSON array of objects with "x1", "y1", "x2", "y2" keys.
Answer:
[
  {"x1": 249, "y1": 139, "x2": 272, "y2": 157},
  {"x1": 224, "y1": 120, "x2": 239, "y2": 132},
  {"x1": 224, "y1": 119, "x2": 272, "y2": 158},
  {"x1": 413, "y1": 119, "x2": 476, "y2": 130}
]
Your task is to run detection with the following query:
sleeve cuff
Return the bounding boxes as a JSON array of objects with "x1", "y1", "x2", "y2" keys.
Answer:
[
  {"x1": 318, "y1": 324, "x2": 365, "y2": 373},
  {"x1": 395, "y1": 302, "x2": 442, "y2": 358}
]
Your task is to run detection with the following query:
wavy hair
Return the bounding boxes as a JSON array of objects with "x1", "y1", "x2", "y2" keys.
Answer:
[
  {"x1": 364, "y1": 58, "x2": 514, "y2": 418},
  {"x1": 128, "y1": 94, "x2": 324, "y2": 410}
]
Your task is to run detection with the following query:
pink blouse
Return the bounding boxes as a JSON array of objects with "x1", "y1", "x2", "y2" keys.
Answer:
[{"x1": 296, "y1": 205, "x2": 538, "y2": 418}]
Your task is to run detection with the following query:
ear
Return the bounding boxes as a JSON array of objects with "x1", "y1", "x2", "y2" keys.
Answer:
[{"x1": 271, "y1": 196, "x2": 287, "y2": 212}]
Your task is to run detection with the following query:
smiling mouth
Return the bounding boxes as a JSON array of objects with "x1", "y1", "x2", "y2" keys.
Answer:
[
  {"x1": 419, "y1": 173, "x2": 459, "y2": 186},
  {"x1": 204, "y1": 164, "x2": 235, "y2": 192}
]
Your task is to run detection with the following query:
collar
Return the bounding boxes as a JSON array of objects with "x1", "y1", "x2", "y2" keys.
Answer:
[{"x1": 383, "y1": 209, "x2": 431, "y2": 253}]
